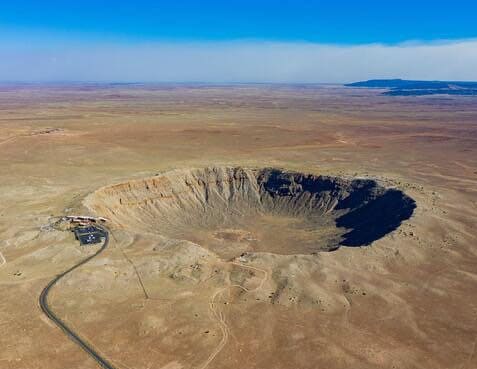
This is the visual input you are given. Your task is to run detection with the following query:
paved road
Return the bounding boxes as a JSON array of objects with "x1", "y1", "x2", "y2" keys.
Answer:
[{"x1": 39, "y1": 225, "x2": 117, "y2": 369}]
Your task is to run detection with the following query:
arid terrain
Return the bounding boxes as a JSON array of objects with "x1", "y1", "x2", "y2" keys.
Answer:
[{"x1": 0, "y1": 84, "x2": 476, "y2": 369}]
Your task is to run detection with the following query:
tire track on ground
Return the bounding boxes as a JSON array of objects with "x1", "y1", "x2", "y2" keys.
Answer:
[
  {"x1": 199, "y1": 261, "x2": 268, "y2": 369},
  {"x1": 119, "y1": 248, "x2": 150, "y2": 300},
  {"x1": 0, "y1": 250, "x2": 6, "y2": 267}
]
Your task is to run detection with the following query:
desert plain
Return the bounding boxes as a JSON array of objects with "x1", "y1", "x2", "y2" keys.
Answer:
[{"x1": 0, "y1": 84, "x2": 476, "y2": 369}]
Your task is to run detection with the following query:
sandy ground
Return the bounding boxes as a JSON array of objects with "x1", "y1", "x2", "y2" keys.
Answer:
[{"x1": 0, "y1": 84, "x2": 476, "y2": 369}]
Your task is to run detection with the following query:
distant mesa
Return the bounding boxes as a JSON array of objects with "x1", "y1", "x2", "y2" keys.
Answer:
[
  {"x1": 345, "y1": 79, "x2": 477, "y2": 96},
  {"x1": 86, "y1": 167, "x2": 415, "y2": 257}
]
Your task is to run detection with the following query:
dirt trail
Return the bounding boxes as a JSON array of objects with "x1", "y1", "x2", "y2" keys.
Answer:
[
  {"x1": 0, "y1": 135, "x2": 20, "y2": 146},
  {"x1": 119, "y1": 248, "x2": 150, "y2": 300},
  {"x1": 199, "y1": 261, "x2": 268, "y2": 369},
  {"x1": 0, "y1": 250, "x2": 6, "y2": 267},
  {"x1": 198, "y1": 287, "x2": 230, "y2": 369}
]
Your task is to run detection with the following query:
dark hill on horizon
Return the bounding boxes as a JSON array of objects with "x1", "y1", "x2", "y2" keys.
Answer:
[{"x1": 346, "y1": 79, "x2": 477, "y2": 96}]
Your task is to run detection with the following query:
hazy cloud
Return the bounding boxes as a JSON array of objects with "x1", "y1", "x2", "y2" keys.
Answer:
[{"x1": 1, "y1": 39, "x2": 477, "y2": 83}]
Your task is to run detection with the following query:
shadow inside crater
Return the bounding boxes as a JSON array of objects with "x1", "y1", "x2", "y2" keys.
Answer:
[
  {"x1": 336, "y1": 189, "x2": 416, "y2": 247},
  {"x1": 258, "y1": 168, "x2": 416, "y2": 248}
]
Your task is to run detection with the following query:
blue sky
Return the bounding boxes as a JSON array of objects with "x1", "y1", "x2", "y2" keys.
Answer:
[
  {"x1": 1, "y1": 1, "x2": 477, "y2": 82},
  {"x1": 1, "y1": 0, "x2": 477, "y2": 43}
]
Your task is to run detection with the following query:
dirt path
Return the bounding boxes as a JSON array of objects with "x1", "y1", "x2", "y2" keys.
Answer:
[
  {"x1": 460, "y1": 334, "x2": 477, "y2": 369},
  {"x1": 119, "y1": 248, "x2": 150, "y2": 300},
  {"x1": 198, "y1": 261, "x2": 268, "y2": 369},
  {"x1": 0, "y1": 250, "x2": 6, "y2": 267},
  {"x1": 0, "y1": 135, "x2": 19, "y2": 146},
  {"x1": 198, "y1": 288, "x2": 230, "y2": 369}
]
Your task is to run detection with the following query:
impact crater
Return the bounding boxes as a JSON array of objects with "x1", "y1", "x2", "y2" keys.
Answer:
[{"x1": 86, "y1": 167, "x2": 416, "y2": 258}]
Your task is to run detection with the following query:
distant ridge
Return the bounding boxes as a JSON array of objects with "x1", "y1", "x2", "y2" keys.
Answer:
[{"x1": 345, "y1": 79, "x2": 477, "y2": 96}]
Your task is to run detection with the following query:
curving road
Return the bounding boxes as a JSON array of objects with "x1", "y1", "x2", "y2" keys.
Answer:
[{"x1": 39, "y1": 225, "x2": 117, "y2": 369}]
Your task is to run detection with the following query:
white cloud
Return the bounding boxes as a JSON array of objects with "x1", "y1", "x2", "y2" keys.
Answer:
[{"x1": 1, "y1": 39, "x2": 477, "y2": 83}]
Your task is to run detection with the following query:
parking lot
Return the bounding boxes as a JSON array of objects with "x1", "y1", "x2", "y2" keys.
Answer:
[{"x1": 74, "y1": 226, "x2": 107, "y2": 245}]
